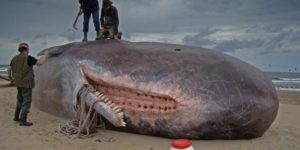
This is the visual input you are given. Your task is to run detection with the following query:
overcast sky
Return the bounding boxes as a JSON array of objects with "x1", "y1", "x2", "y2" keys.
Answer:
[{"x1": 0, "y1": 0, "x2": 299, "y2": 72}]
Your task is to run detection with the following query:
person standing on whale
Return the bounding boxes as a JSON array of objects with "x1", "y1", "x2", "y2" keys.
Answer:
[
  {"x1": 100, "y1": 0, "x2": 119, "y2": 39},
  {"x1": 78, "y1": 0, "x2": 101, "y2": 42}
]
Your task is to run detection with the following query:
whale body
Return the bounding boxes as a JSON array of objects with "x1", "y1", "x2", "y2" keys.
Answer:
[{"x1": 33, "y1": 40, "x2": 278, "y2": 139}]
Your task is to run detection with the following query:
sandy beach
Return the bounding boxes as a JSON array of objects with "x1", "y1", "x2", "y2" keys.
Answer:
[{"x1": 0, "y1": 79, "x2": 299, "y2": 150}]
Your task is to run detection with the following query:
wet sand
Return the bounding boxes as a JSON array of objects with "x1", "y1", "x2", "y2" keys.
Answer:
[
  {"x1": 277, "y1": 90, "x2": 300, "y2": 105},
  {"x1": 0, "y1": 79, "x2": 299, "y2": 150}
]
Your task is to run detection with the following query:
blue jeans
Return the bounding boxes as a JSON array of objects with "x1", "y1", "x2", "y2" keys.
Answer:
[{"x1": 83, "y1": 10, "x2": 100, "y2": 33}]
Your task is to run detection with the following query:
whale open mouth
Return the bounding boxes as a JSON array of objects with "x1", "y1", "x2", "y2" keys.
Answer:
[{"x1": 79, "y1": 64, "x2": 179, "y2": 128}]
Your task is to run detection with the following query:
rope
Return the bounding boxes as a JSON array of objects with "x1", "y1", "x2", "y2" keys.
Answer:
[{"x1": 57, "y1": 85, "x2": 106, "y2": 139}]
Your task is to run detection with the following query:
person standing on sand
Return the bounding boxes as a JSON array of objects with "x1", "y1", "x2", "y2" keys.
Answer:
[
  {"x1": 78, "y1": 0, "x2": 101, "y2": 42},
  {"x1": 7, "y1": 43, "x2": 48, "y2": 126}
]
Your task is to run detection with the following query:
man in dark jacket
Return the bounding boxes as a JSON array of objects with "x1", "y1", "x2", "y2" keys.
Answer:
[
  {"x1": 100, "y1": 0, "x2": 119, "y2": 39},
  {"x1": 78, "y1": 0, "x2": 101, "y2": 41},
  {"x1": 7, "y1": 43, "x2": 48, "y2": 126}
]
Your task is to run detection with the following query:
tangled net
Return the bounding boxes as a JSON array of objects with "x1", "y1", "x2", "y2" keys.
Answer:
[{"x1": 57, "y1": 85, "x2": 106, "y2": 139}]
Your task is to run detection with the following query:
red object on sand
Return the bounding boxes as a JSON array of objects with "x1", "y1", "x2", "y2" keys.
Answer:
[{"x1": 171, "y1": 139, "x2": 192, "y2": 149}]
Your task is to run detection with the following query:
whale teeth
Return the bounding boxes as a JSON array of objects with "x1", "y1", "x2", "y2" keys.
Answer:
[
  {"x1": 111, "y1": 105, "x2": 117, "y2": 110},
  {"x1": 97, "y1": 93, "x2": 103, "y2": 97},
  {"x1": 108, "y1": 103, "x2": 114, "y2": 108},
  {"x1": 111, "y1": 105, "x2": 118, "y2": 111},
  {"x1": 103, "y1": 97, "x2": 109, "y2": 102},
  {"x1": 121, "y1": 120, "x2": 126, "y2": 127},
  {"x1": 97, "y1": 94, "x2": 103, "y2": 99},
  {"x1": 115, "y1": 108, "x2": 122, "y2": 113},
  {"x1": 106, "y1": 101, "x2": 113, "y2": 105},
  {"x1": 97, "y1": 94, "x2": 105, "y2": 99},
  {"x1": 91, "y1": 90, "x2": 126, "y2": 128},
  {"x1": 114, "y1": 107, "x2": 121, "y2": 112},
  {"x1": 98, "y1": 95, "x2": 105, "y2": 100},
  {"x1": 117, "y1": 112, "x2": 124, "y2": 118},
  {"x1": 94, "y1": 91, "x2": 101, "y2": 96}
]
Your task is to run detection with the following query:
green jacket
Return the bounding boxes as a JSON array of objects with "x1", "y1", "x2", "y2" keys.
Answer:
[{"x1": 10, "y1": 54, "x2": 35, "y2": 88}]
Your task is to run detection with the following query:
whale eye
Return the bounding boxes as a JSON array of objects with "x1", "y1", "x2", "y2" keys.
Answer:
[{"x1": 175, "y1": 48, "x2": 181, "y2": 52}]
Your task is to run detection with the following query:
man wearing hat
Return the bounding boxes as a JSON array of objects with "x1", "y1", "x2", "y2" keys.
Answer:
[
  {"x1": 7, "y1": 43, "x2": 48, "y2": 126},
  {"x1": 100, "y1": 0, "x2": 119, "y2": 39},
  {"x1": 78, "y1": 0, "x2": 101, "y2": 42}
]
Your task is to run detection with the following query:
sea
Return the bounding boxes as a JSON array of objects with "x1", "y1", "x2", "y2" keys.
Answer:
[
  {"x1": 0, "y1": 65, "x2": 9, "y2": 80},
  {"x1": 266, "y1": 72, "x2": 300, "y2": 91},
  {"x1": 0, "y1": 65, "x2": 299, "y2": 91}
]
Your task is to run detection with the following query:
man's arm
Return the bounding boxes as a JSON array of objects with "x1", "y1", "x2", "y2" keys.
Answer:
[
  {"x1": 78, "y1": 0, "x2": 84, "y2": 13},
  {"x1": 35, "y1": 51, "x2": 49, "y2": 65}
]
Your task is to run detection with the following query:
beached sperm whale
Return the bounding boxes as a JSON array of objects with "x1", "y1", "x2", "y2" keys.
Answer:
[{"x1": 33, "y1": 40, "x2": 278, "y2": 139}]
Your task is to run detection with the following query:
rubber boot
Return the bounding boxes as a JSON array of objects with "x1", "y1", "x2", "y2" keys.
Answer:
[
  {"x1": 95, "y1": 30, "x2": 101, "y2": 40},
  {"x1": 20, "y1": 113, "x2": 33, "y2": 126},
  {"x1": 82, "y1": 32, "x2": 88, "y2": 42},
  {"x1": 13, "y1": 108, "x2": 21, "y2": 121}
]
